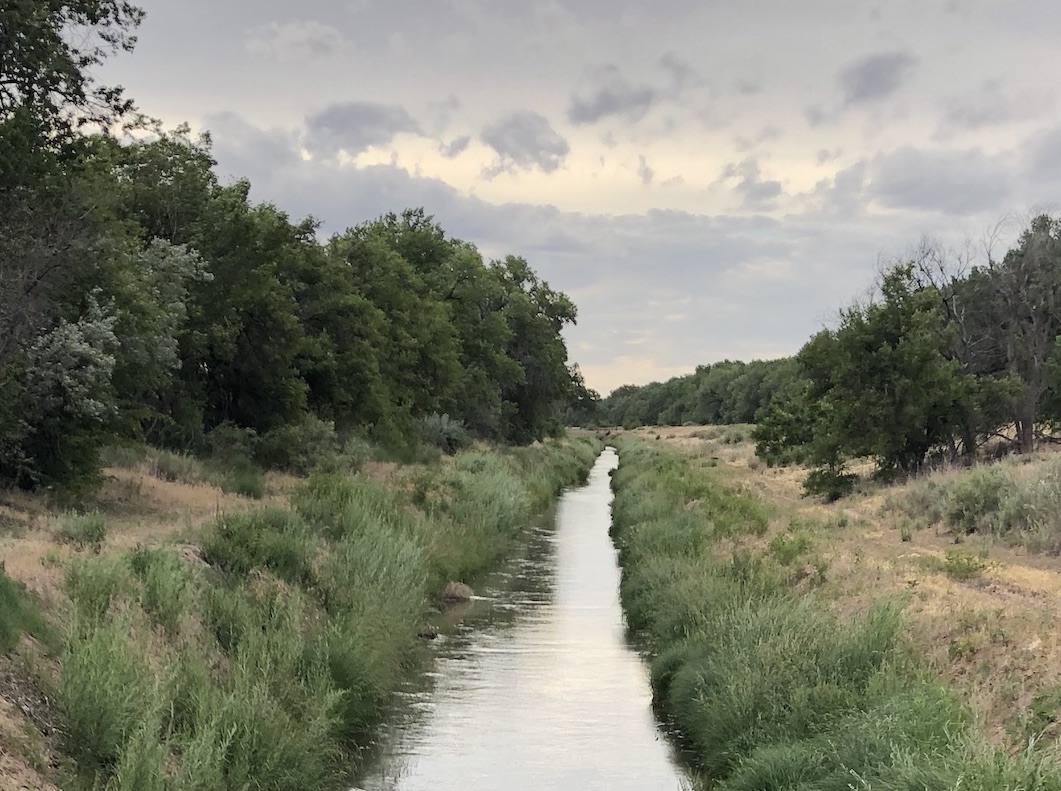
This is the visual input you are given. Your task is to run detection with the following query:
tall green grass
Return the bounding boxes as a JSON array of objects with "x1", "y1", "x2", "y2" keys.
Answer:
[
  {"x1": 609, "y1": 438, "x2": 1059, "y2": 788},
  {"x1": 54, "y1": 436, "x2": 601, "y2": 790},
  {"x1": 0, "y1": 565, "x2": 51, "y2": 653}
]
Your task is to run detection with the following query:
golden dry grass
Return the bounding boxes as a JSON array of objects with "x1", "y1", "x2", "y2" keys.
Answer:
[{"x1": 625, "y1": 423, "x2": 1061, "y2": 746}]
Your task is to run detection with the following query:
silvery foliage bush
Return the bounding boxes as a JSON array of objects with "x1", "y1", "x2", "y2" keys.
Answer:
[
  {"x1": 26, "y1": 292, "x2": 119, "y2": 421},
  {"x1": 419, "y1": 413, "x2": 470, "y2": 455},
  {"x1": 117, "y1": 239, "x2": 211, "y2": 377}
]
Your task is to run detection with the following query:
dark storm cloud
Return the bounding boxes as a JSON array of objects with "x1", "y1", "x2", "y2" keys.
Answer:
[
  {"x1": 839, "y1": 51, "x2": 917, "y2": 106},
  {"x1": 867, "y1": 146, "x2": 1011, "y2": 215},
  {"x1": 305, "y1": 101, "x2": 423, "y2": 156},
  {"x1": 480, "y1": 111, "x2": 569, "y2": 175},
  {"x1": 568, "y1": 65, "x2": 659, "y2": 125}
]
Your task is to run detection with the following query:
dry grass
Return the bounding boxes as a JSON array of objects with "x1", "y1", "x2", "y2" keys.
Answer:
[{"x1": 622, "y1": 423, "x2": 1061, "y2": 747}]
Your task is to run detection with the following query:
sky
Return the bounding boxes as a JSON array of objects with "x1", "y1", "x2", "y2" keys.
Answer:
[{"x1": 100, "y1": 0, "x2": 1061, "y2": 395}]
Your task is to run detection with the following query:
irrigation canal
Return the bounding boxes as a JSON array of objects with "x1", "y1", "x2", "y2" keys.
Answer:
[{"x1": 355, "y1": 448, "x2": 690, "y2": 790}]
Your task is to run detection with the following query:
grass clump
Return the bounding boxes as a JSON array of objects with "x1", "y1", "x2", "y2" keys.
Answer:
[
  {"x1": 128, "y1": 546, "x2": 192, "y2": 635},
  {"x1": 202, "y1": 508, "x2": 315, "y2": 584},
  {"x1": 0, "y1": 564, "x2": 51, "y2": 653},
  {"x1": 55, "y1": 510, "x2": 107, "y2": 552},
  {"x1": 60, "y1": 618, "x2": 153, "y2": 775},
  {"x1": 148, "y1": 449, "x2": 203, "y2": 484}
]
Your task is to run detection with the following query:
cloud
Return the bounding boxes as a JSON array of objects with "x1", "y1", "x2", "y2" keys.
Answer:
[
  {"x1": 245, "y1": 20, "x2": 345, "y2": 59},
  {"x1": 568, "y1": 65, "x2": 658, "y2": 125},
  {"x1": 637, "y1": 155, "x2": 654, "y2": 185},
  {"x1": 839, "y1": 51, "x2": 917, "y2": 106},
  {"x1": 439, "y1": 135, "x2": 471, "y2": 158},
  {"x1": 937, "y1": 80, "x2": 1048, "y2": 137},
  {"x1": 719, "y1": 158, "x2": 784, "y2": 210},
  {"x1": 866, "y1": 146, "x2": 1011, "y2": 215},
  {"x1": 305, "y1": 101, "x2": 422, "y2": 157},
  {"x1": 659, "y1": 52, "x2": 700, "y2": 92},
  {"x1": 816, "y1": 148, "x2": 842, "y2": 165},
  {"x1": 480, "y1": 110, "x2": 569, "y2": 175}
]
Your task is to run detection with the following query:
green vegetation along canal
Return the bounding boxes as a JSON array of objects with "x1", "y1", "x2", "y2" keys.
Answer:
[{"x1": 356, "y1": 448, "x2": 690, "y2": 790}]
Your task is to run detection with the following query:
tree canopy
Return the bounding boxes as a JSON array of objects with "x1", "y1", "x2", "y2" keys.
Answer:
[{"x1": 0, "y1": 10, "x2": 582, "y2": 493}]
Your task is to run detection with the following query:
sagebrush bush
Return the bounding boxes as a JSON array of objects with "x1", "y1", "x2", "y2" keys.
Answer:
[
  {"x1": 946, "y1": 466, "x2": 1011, "y2": 533},
  {"x1": 418, "y1": 412, "x2": 470, "y2": 455}
]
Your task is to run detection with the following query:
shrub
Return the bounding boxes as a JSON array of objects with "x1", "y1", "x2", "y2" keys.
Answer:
[
  {"x1": 55, "y1": 511, "x2": 107, "y2": 552},
  {"x1": 943, "y1": 550, "x2": 990, "y2": 581},
  {"x1": 204, "y1": 423, "x2": 259, "y2": 464},
  {"x1": 206, "y1": 456, "x2": 265, "y2": 499},
  {"x1": 945, "y1": 467, "x2": 1011, "y2": 533},
  {"x1": 148, "y1": 450, "x2": 202, "y2": 484},
  {"x1": 256, "y1": 416, "x2": 340, "y2": 474},
  {"x1": 768, "y1": 532, "x2": 813, "y2": 566},
  {"x1": 418, "y1": 413, "x2": 471, "y2": 455},
  {"x1": 99, "y1": 444, "x2": 148, "y2": 470},
  {"x1": 803, "y1": 466, "x2": 857, "y2": 502}
]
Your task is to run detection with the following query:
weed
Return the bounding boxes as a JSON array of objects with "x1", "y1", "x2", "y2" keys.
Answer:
[
  {"x1": 769, "y1": 532, "x2": 814, "y2": 566},
  {"x1": 943, "y1": 551, "x2": 990, "y2": 581}
]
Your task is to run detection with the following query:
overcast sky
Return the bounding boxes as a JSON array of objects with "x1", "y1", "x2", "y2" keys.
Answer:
[{"x1": 101, "y1": 0, "x2": 1061, "y2": 394}]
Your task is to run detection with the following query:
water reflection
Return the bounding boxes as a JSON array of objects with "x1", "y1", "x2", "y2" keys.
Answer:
[{"x1": 357, "y1": 448, "x2": 690, "y2": 791}]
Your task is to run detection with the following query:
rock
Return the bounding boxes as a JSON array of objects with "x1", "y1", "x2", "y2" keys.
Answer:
[{"x1": 440, "y1": 581, "x2": 474, "y2": 603}]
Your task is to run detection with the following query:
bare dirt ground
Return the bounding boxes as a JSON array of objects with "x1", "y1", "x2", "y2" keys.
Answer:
[{"x1": 627, "y1": 424, "x2": 1061, "y2": 746}]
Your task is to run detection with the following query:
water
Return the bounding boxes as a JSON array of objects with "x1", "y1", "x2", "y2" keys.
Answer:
[{"x1": 356, "y1": 448, "x2": 690, "y2": 791}]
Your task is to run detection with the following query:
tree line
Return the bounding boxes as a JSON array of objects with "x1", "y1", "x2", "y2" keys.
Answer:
[
  {"x1": 1, "y1": 2, "x2": 581, "y2": 493},
  {"x1": 599, "y1": 358, "x2": 797, "y2": 429},
  {"x1": 605, "y1": 218, "x2": 1061, "y2": 497},
  {"x1": 757, "y1": 222, "x2": 1061, "y2": 495}
]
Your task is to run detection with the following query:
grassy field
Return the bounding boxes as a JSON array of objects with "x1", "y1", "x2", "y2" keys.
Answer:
[
  {"x1": 612, "y1": 428, "x2": 1061, "y2": 789},
  {"x1": 0, "y1": 437, "x2": 600, "y2": 791}
]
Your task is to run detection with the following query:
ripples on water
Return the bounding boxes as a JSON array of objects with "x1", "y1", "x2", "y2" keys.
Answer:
[{"x1": 356, "y1": 448, "x2": 691, "y2": 791}]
